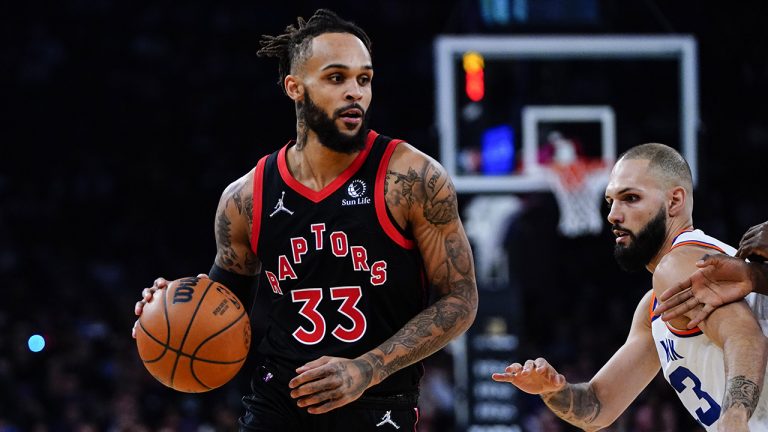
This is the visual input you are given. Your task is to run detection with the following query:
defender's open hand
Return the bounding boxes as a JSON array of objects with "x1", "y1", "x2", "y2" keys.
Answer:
[{"x1": 492, "y1": 358, "x2": 566, "y2": 395}]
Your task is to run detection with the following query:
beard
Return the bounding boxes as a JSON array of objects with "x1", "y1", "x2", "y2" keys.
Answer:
[
  {"x1": 613, "y1": 206, "x2": 668, "y2": 272},
  {"x1": 300, "y1": 91, "x2": 368, "y2": 154}
]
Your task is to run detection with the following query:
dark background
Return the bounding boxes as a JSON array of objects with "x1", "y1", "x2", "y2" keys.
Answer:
[{"x1": 2, "y1": 1, "x2": 767, "y2": 431}]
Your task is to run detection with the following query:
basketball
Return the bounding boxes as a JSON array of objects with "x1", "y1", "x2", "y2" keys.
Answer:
[{"x1": 135, "y1": 276, "x2": 251, "y2": 393}]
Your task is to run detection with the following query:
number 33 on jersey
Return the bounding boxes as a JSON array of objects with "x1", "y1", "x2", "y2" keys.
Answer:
[{"x1": 251, "y1": 132, "x2": 428, "y2": 367}]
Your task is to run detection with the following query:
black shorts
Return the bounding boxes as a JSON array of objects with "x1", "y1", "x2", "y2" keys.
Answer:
[{"x1": 239, "y1": 362, "x2": 420, "y2": 432}]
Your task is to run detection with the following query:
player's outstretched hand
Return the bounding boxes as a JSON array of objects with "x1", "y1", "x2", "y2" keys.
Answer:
[
  {"x1": 737, "y1": 220, "x2": 768, "y2": 262},
  {"x1": 289, "y1": 356, "x2": 374, "y2": 414},
  {"x1": 491, "y1": 358, "x2": 566, "y2": 395},
  {"x1": 654, "y1": 255, "x2": 753, "y2": 329},
  {"x1": 132, "y1": 274, "x2": 207, "y2": 338}
]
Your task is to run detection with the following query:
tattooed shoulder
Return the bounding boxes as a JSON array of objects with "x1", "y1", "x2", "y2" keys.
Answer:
[
  {"x1": 214, "y1": 171, "x2": 259, "y2": 275},
  {"x1": 385, "y1": 149, "x2": 458, "y2": 226},
  {"x1": 223, "y1": 173, "x2": 255, "y2": 228},
  {"x1": 421, "y1": 162, "x2": 457, "y2": 225}
]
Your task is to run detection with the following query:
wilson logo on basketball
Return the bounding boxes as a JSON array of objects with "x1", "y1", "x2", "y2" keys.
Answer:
[
  {"x1": 342, "y1": 179, "x2": 370, "y2": 206},
  {"x1": 173, "y1": 278, "x2": 198, "y2": 303},
  {"x1": 135, "y1": 277, "x2": 251, "y2": 393}
]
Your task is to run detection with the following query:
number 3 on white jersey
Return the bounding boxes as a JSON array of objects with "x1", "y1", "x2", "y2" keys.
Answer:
[{"x1": 669, "y1": 366, "x2": 721, "y2": 427}]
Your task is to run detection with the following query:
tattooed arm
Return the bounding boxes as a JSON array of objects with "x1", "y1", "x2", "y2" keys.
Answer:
[
  {"x1": 132, "y1": 170, "x2": 260, "y2": 338},
  {"x1": 287, "y1": 142, "x2": 478, "y2": 414},
  {"x1": 493, "y1": 290, "x2": 660, "y2": 430},
  {"x1": 655, "y1": 248, "x2": 768, "y2": 429},
  {"x1": 213, "y1": 170, "x2": 261, "y2": 276},
  {"x1": 359, "y1": 143, "x2": 478, "y2": 385}
]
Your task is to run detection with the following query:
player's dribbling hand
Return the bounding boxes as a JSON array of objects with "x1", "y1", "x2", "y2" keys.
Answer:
[
  {"x1": 131, "y1": 274, "x2": 208, "y2": 338},
  {"x1": 289, "y1": 356, "x2": 375, "y2": 414},
  {"x1": 132, "y1": 277, "x2": 169, "y2": 338},
  {"x1": 491, "y1": 358, "x2": 566, "y2": 395}
]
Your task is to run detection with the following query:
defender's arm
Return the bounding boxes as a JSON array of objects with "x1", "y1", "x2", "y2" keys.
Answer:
[
  {"x1": 537, "y1": 290, "x2": 659, "y2": 431},
  {"x1": 655, "y1": 248, "x2": 768, "y2": 426}
]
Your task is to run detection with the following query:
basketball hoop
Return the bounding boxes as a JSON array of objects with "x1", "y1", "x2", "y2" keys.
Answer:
[{"x1": 545, "y1": 159, "x2": 610, "y2": 238}]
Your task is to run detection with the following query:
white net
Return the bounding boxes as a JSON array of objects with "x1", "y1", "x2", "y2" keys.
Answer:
[{"x1": 545, "y1": 160, "x2": 610, "y2": 238}]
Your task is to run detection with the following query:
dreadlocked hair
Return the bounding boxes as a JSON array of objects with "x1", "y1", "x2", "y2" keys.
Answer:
[{"x1": 257, "y1": 9, "x2": 373, "y2": 93}]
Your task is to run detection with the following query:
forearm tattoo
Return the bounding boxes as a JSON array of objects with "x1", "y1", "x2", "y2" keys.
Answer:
[
  {"x1": 542, "y1": 383, "x2": 602, "y2": 428},
  {"x1": 351, "y1": 357, "x2": 374, "y2": 391},
  {"x1": 367, "y1": 237, "x2": 475, "y2": 381},
  {"x1": 371, "y1": 161, "x2": 476, "y2": 383},
  {"x1": 723, "y1": 375, "x2": 760, "y2": 418}
]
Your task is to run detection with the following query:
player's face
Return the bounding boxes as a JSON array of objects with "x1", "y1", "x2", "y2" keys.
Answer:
[
  {"x1": 605, "y1": 159, "x2": 669, "y2": 271},
  {"x1": 296, "y1": 32, "x2": 373, "y2": 153},
  {"x1": 303, "y1": 88, "x2": 368, "y2": 154}
]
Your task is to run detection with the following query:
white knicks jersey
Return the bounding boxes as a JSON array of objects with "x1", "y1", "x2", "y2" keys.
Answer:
[{"x1": 650, "y1": 229, "x2": 768, "y2": 430}]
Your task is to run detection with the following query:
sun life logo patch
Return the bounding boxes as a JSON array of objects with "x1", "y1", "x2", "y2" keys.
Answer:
[
  {"x1": 347, "y1": 179, "x2": 367, "y2": 198},
  {"x1": 343, "y1": 180, "x2": 370, "y2": 206}
]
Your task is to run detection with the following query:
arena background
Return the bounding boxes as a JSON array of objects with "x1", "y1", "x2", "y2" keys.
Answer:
[{"x1": 3, "y1": 1, "x2": 768, "y2": 431}]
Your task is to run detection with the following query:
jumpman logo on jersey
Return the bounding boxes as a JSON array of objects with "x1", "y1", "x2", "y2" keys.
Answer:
[
  {"x1": 270, "y1": 191, "x2": 294, "y2": 217},
  {"x1": 376, "y1": 410, "x2": 400, "y2": 429}
]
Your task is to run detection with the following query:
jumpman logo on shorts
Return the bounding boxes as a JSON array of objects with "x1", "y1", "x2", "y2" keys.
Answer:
[
  {"x1": 376, "y1": 410, "x2": 400, "y2": 429},
  {"x1": 269, "y1": 191, "x2": 294, "y2": 217}
]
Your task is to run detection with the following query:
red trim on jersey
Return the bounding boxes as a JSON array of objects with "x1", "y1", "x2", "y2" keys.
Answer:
[
  {"x1": 277, "y1": 131, "x2": 378, "y2": 203},
  {"x1": 375, "y1": 139, "x2": 415, "y2": 250},
  {"x1": 250, "y1": 155, "x2": 268, "y2": 255}
]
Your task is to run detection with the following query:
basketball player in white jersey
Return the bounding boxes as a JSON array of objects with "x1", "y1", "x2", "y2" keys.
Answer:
[
  {"x1": 654, "y1": 220, "x2": 768, "y2": 328},
  {"x1": 493, "y1": 144, "x2": 768, "y2": 431}
]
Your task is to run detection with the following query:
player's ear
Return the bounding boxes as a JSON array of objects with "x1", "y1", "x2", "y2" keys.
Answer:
[
  {"x1": 668, "y1": 186, "x2": 686, "y2": 217},
  {"x1": 284, "y1": 75, "x2": 304, "y2": 102}
]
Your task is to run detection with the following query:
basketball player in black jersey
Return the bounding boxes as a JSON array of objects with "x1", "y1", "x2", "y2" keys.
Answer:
[{"x1": 132, "y1": 9, "x2": 478, "y2": 431}]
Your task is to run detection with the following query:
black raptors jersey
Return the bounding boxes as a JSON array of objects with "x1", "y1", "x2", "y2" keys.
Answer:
[{"x1": 250, "y1": 130, "x2": 428, "y2": 396}]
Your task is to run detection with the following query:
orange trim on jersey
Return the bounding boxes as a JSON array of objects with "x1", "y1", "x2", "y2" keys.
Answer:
[
  {"x1": 667, "y1": 227, "x2": 694, "y2": 251},
  {"x1": 375, "y1": 139, "x2": 415, "y2": 250},
  {"x1": 665, "y1": 322, "x2": 703, "y2": 336},
  {"x1": 277, "y1": 131, "x2": 377, "y2": 203},
  {"x1": 670, "y1": 241, "x2": 726, "y2": 254},
  {"x1": 650, "y1": 290, "x2": 703, "y2": 335},
  {"x1": 250, "y1": 155, "x2": 268, "y2": 255}
]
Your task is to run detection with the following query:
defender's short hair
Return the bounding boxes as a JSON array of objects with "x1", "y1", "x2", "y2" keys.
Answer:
[{"x1": 619, "y1": 143, "x2": 693, "y2": 192}]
